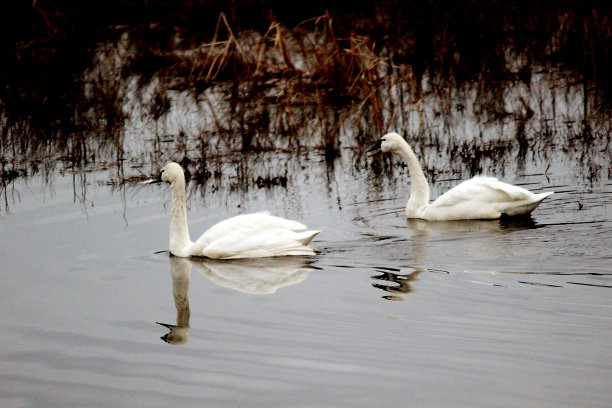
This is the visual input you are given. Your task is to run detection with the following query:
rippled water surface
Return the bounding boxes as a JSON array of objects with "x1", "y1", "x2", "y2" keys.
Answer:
[{"x1": 1, "y1": 146, "x2": 610, "y2": 407}]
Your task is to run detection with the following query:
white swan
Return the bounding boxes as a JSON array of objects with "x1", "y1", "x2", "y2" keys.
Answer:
[
  {"x1": 367, "y1": 132, "x2": 554, "y2": 220},
  {"x1": 158, "y1": 162, "x2": 319, "y2": 259}
]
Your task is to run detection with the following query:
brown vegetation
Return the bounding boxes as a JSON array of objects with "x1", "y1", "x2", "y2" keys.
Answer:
[{"x1": 0, "y1": 1, "x2": 610, "y2": 186}]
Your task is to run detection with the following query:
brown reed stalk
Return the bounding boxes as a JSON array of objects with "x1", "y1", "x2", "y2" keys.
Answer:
[{"x1": 194, "y1": 12, "x2": 250, "y2": 83}]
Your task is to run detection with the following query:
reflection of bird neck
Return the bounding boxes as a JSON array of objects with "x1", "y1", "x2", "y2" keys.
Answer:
[
  {"x1": 173, "y1": 280, "x2": 191, "y2": 329},
  {"x1": 171, "y1": 258, "x2": 191, "y2": 329},
  {"x1": 169, "y1": 178, "x2": 192, "y2": 256},
  {"x1": 396, "y1": 139, "x2": 430, "y2": 215},
  {"x1": 372, "y1": 268, "x2": 428, "y2": 301},
  {"x1": 159, "y1": 258, "x2": 192, "y2": 345}
]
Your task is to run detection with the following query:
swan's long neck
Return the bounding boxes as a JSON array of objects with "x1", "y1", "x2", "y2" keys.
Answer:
[
  {"x1": 397, "y1": 140, "x2": 430, "y2": 214},
  {"x1": 169, "y1": 178, "x2": 192, "y2": 256}
]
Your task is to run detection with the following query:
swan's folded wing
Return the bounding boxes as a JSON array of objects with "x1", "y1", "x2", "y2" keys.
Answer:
[
  {"x1": 205, "y1": 212, "x2": 306, "y2": 237},
  {"x1": 202, "y1": 229, "x2": 319, "y2": 259},
  {"x1": 431, "y1": 176, "x2": 533, "y2": 208},
  {"x1": 190, "y1": 212, "x2": 317, "y2": 259}
]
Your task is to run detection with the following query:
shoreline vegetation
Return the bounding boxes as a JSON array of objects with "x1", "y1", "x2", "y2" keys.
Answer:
[{"x1": 1, "y1": 1, "x2": 610, "y2": 185}]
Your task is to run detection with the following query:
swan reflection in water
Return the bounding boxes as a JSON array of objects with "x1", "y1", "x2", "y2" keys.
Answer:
[
  {"x1": 157, "y1": 256, "x2": 318, "y2": 345},
  {"x1": 406, "y1": 215, "x2": 539, "y2": 236},
  {"x1": 371, "y1": 267, "x2": 449, "y2": 301},
  {"x1": 368, "y1": 218, "x2": 536, "y2": 301},
  {"x1": 371, "y1": 267, "x2": 424, "y2": 301}
]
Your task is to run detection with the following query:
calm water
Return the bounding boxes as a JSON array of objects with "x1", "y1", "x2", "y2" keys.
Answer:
[
  {"x1": 2, "y1": 4, "x2": 612, "y2": 405},
  {"x1": 1, "y1": 145, "x2": 610, "y2": 407}
]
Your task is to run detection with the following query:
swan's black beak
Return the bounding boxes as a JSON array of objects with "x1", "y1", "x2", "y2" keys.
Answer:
[
  {"x1": 154, "y1": 171, "x2": 163, "y2": 183},
  {"x1": 367, "y1": 139, "x2": 382, "y2": 157}
]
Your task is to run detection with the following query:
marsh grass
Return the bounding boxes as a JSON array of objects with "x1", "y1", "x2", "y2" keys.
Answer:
[{"x1": 0, "y1": 1, "x2": 610, "y2": 192}]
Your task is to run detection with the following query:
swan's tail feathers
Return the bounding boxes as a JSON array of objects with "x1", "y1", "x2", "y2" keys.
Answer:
[
  {"x1": 293, "y1": 230, "x2": 320, "y2": 246},
  {"x1": 259, "y1": 230, "x2": 320, "y2": 258},
  {"x1": 502, "y1": 191, "x2": 554, "y2": 217},
  {"x1": 534, "y1": 191, "x2": 554, "y2": 202},
  {"x1": 530, "y1": 191, "x2": 555, "y2": 214}
]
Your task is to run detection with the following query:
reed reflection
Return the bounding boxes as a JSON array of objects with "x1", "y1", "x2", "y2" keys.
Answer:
[
  {"x1": 2, "y1": 3, "x2": 610, "y2": 193},
  {"x1": 157, "y1": 256, "x2": 317, "y2": 345}
]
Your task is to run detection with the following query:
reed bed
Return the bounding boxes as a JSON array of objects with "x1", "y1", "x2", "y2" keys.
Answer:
[{"x1": 0, "y1": 1, "x2": 610, "y2": 187}]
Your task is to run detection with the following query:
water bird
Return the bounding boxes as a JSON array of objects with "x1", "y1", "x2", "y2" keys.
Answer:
[
  {"x1": 367, "y1": 133, "x2": 554, "y2": 220},
  {"x1": 158, "y1": 162, "x2": 319, "y2": 258}
]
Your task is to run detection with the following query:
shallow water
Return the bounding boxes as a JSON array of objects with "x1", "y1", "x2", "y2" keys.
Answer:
[{"x1": 1, "y1": 146, "x2": 611, "y2": 408}]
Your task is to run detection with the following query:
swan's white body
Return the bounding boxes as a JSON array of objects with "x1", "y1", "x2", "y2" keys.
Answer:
[
  {"x1": 368, "y1": 133, "x2": 554, "y2": 221},
  {"x1": 160, "y1": 162, "x2": 319, "y2": 259}
]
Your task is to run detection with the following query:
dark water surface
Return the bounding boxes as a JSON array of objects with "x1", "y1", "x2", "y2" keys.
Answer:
[{"x1": 2, "y1": 3, "x2": 612, "y2": 406}]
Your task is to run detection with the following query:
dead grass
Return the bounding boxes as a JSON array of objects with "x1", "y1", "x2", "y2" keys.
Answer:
[{"x1": 1, "y1": 2, "x2": 610, "y2": 186}]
